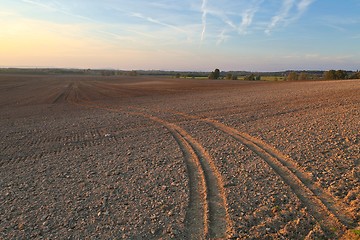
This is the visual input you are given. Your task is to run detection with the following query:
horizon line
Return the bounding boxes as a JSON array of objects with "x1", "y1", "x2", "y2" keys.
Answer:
[{"x1": 0, "y1": 66, "x2": 359, "y2": 73}]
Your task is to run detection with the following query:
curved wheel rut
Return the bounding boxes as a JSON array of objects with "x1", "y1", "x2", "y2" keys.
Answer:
[
  {"x1": 73, "y1": 101, "x2": 232, "y2": 239},
  {"x1": 174, "y1": 111, "x2": 357, "y2": 236},
  {"x1": 144, "y1": 114, "x2": 232, "y2": 239}
]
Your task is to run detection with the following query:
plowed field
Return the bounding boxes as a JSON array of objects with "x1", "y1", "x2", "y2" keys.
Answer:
[{"x1": 1, "y1": 75, "x2": 359, "y2": 239}]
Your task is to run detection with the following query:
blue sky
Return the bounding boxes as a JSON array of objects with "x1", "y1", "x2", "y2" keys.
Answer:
[{"x1": 1, "y1": 0, "x2": 359, "y2": 71}]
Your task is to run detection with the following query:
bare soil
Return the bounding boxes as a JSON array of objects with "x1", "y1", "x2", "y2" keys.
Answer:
[{"x1": 0, "y1": 75, "x2": 359, "y2": 239}]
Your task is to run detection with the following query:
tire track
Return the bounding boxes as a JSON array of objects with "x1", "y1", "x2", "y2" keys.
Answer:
[
  {"x1": 174, "y1": 111, "x2": 356, "y2": 236},
  {"x1": 142, "y1": 113, "x2": 232, "y2": 239},
  {"x1": 149, "y1": 115, "x2": 209, "y2": 239},
  {"x1": 73, "y1": 100, "x2": 233, "y2": 239}
]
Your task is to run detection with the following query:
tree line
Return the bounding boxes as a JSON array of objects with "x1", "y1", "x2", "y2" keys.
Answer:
[
  {"x1": 323, "y1": 70, "x2": 360, "y2": 80},
  {"x1": 285, "y1": 70, "x2": 360, "y2": 81},
  {"x1": 204, "y1": 68, "x2": 359, "y2": 81},
  {"x1": 207, "y1": 69, "x2": 261, "y2": 80}
]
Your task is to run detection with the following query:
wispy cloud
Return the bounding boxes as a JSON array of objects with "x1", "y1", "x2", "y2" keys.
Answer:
[
  {"x1": 214, "y1": 12, "x2": 237, "y2": 30},
  {"x1": 291, "y1": 0, "x2": 315, "y2": 22},
  {"x1": 130, "y1": 12, "x2": 188, "y2": 34},
  {"x1": 320, "y1": 15, "x2": 360, "y2": 33},
  {"x1": 21, "y1": 0, "x2": 161, "y2": 41},
  {"x1": 216, "y1": 30, "x2": 229, "y2": 45},
  {"x1": 22, "y1": 0, "x2": 54, "y2": 11},
  {"x1": 199, "y1": 1, "x2": 258, "y2": 43},
  {"x1": 265, "y1": 0, "x2": 315, "y2": 34},
  {"x1": 265, "y1": 0, "x2": 295, "y2": 35},
  {"x1": 239, "y1": 9, "x2": 255, "y2": 34},
  {"x1": 21, "y1": 0, "x2": 94, "y2": 22},
  {"x1": 201, "y1": 0, "x2": 208, "y2": 41},
  {"x1": 202, "y1": 0, "x2": 314, "y2": 44},
  {"x1": 297, "y1": 0, "x2": 315, "y2": 14},
  {"x1": 239, "y1": 1, "x2": 262, "y2": 34},
  {"x1": 324, "y1": 23, "x2": 348, "y2": 32}
]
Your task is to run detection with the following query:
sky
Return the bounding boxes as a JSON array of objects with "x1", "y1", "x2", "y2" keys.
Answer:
[{"x1": 1, "y1": 0, "x2": 360, "y2": 71}]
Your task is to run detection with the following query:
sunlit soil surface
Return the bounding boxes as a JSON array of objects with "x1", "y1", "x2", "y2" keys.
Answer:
[{"x1": 0, "y1": 75, "x2": 359, "y2": 239}]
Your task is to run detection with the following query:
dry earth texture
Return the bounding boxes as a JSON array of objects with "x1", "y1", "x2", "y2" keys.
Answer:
[{"x1": 0, "y1": 75, "x2": 359, "y2": 239}]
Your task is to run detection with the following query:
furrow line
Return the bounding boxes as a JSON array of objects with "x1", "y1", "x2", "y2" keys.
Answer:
[
  {"x1": 1, "y1": 136, "x2": 120, "y2": 166},
  {"x1": 52, "y1": 83, "x2": 73, "y2": 104}
]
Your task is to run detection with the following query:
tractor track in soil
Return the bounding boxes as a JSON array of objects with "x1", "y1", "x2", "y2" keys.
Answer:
[
  {"x1": 170, "y1": 111, "x2": 357, "y2": 236},
  {"x1": 73, "y1": 100, "x2": 233, "y2": 239}
]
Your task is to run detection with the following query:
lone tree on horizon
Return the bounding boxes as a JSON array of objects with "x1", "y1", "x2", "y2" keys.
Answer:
[{"x1": 209, "y1": 68, "x2": 220, "y2": 79}]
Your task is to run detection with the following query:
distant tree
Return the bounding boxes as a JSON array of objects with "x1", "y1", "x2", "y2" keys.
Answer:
[
  {"x1": 298, "y1": 72, "x2": 309, "y2": 80},
  {"x1": 349, "y1": 71, "x2": 360, "y2": 79},
  {"x1": 335, "y1": 70, "x2": 348, "y2": 79},
  {"x1": 208, "y1": 68, "x2": 221, "y2": 79},
  {"x1": 101, "y1": 70, "x2": 116, "y2": 76},
  {"x1": 286, "y1": 72, "x2": 299, "y2": 81},
  {"x1": 323, "y1": 70, "x2": 347, "y2": 80},
  {"x1": 323, "y1": 70, "x2": 337, "y2": 80},
  {"x1": 129, "y1": 70, "x2": 138, "y2": 76},
  {"x1": 175, "y1": 73, "x2": 181, "y2": 78},
  {"x1": 214, "y1": 69, "x2": 220, "y2": 79},
  {"x1": 226, "y1": 73, "x2": 233, "y2": 80},
  {"x1": 232, "y1": 75, "x2": 238, "y2": 80},
  {"x1": 208, "y1": 72, "x2": 215, "y2": 79}
]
